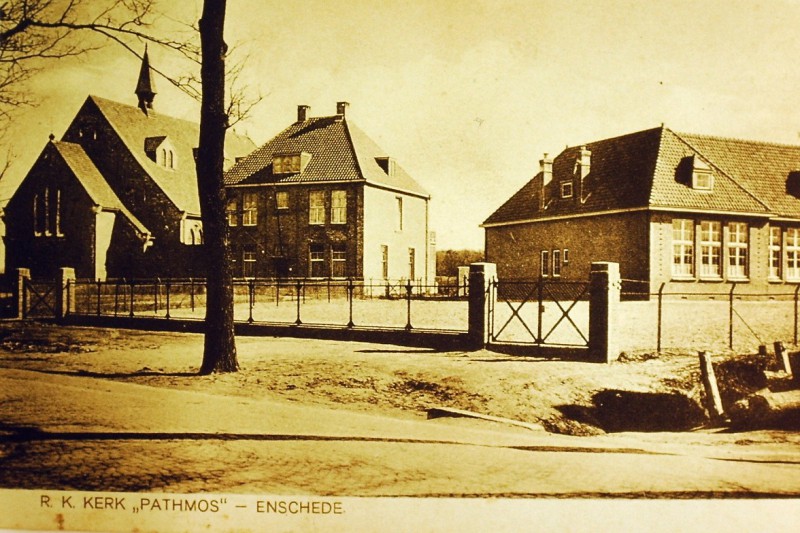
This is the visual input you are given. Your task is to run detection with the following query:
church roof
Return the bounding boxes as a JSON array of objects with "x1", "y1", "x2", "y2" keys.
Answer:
[{"x1": 83, "y1": 95, "x2": 255, "y2": 215}]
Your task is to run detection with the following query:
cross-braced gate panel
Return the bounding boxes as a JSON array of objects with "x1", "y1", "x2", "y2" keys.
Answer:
[
  {"x1": 23, "y1": 278, "x2": 58, "y2": 318},
  {"x1": 489, "y1": 278, "x2": 589, "y2": 347}
]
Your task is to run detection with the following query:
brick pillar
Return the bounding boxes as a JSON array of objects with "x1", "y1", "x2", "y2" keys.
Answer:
[
  {"x1": 56, "y1": 267, "x2": 76, "y2": 320},
  {"x1": 15, "y1": 268, "x2": 31, "y2": 319},
  {"x1": 467, "y1": 262, "x2": 497, "y2": 349},
  {"x1": 589, "y1": 262, "x2": 620, "y2": 363}
]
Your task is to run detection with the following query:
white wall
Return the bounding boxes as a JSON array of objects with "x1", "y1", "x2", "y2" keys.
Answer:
[{"x1": 362, "y1": 185, "x2": 431, "y2": 284}]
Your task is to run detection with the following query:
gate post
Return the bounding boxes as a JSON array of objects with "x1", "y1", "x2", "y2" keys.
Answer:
[
  {"x1": 15, "y1": 268, "x2": 31, "y2": 319},
  {"x1": 589, "y1": 262, "x2": 620, "y2": 363},
  {"x1": 56, "y1": 267, "x2": 76, "y2": 320},
  {"x1": 467, "y1": 262, "x2": 496, "y2": 349}
]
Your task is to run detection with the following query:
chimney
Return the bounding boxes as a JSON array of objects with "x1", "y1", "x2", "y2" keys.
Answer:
[
  {"x1": 297, "y1": 105, "x2": 310, "y2": 122},
  {"x1": 577, "y1": 146, "x2": 591, "y2": 201},
  {"x1": 336, "y1": 101, "x2": 350, "y2": 116},
  {"x1": 539, "y1": 153, "x2": 553, "y2": 210}
]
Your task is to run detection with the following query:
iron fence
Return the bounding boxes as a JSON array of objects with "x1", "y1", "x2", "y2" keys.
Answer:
[
  {"x1": 70, "y1": 277, "x2": 469, "y2": 332},
  {"x1": 620, "y1": 279, "x2": 800, "y2": 353}
]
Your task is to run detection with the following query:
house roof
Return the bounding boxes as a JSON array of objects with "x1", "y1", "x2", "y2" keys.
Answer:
[
  {"x1": 224, "y1": 113, "x2": 429, "y2": 198},
  {"x1": 51, "y1": 141, "x2": 149, "y2": 235},
  {"x1": 84, "y1": 95, "x2": 256, "y2": 215},
  {"x1": 483, "y1": 126, "x2": 799, "y2": 226}
]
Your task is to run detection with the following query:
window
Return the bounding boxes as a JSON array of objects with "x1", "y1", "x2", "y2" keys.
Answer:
[
  {"x1": 560, "y1": 181, "x2": 574, "y2": 199},
  {"x1": 331, "y1": 190, "x2": 347, "y2": 224},
  {"x1": 787, "y1": 228, "x2": 800, "y2": 281},
  {"x1": 226, "y1": 197, "x2": 238, "y2": 226},
  {"x1": 33, "y1": 187, "x2": 62, "y2": 237},
  {"x1": 672, "y1": 219, "x2": 694, "y2": 277},
  {"x1": 396, "y1": 197, "x2": 403, "y2": 231},
  {"x1": 769, "y1": 226, "x2": 782, "y2": 280},
  {"x1": 727, "y1": 222, "x2": 748, "y2": 279},
  {"x1": 541, "y1": 250, "x2": 550, "y2": 277},
  {"x1": 276, "y1": 191, "x2": 289, "y2": 210},
  {"x1": 242, "y1": 192, "x2": 258, "y2": 226},
  {"x1": 563, "y1": 249, "x2": 569, "y2": 264},
  {"x1": 309, "y1": 191, "x2": 324, "y2": 225},
  {"x1": 381, "y1": 245, "x2": 389, "y2": 279},
  {"x1": 699, "y1": 221, "x2": 721, "y2": 278},
  {"x1": 332, "y1": 244, "x2": 347, "y2": 278},
  {"x1": 242, "y1": 246, "x2": 256, "y2": 278},
  {"x1": 309, "y1": 243, "x2": 325, "y2": 277},
  {"x1": 408, "y1": 248, "x2": 416, "y2": 280},
  {"x1": 274, "y1": 154, "x2": 301, "y2": 174},
  {"x1": 552, "y1": 249, "x2": 561, "y2": 277},
  {"x1": 692, "y1": 171, "x2": 713, "y2": 190}
]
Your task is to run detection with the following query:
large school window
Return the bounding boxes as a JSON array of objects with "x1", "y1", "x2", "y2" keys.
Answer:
[
  {"x1": 331, "y1": 190, "x2": 347, "y2": 224},
  {"x1": 727, "y1": 222, "x2": 748, "y2": 279},
  {"x1": 671, "y1": 219, "x2": 694, "y2": 278},
  {"x1": 332, "y1": 244, "x2": 347, "y2": 278},
  {"x1": 769, "y1": 226, "x2": 782, "y2": 280},
  {"x1": 540, "y1": 250, "x2": 550, "y2": 277},
  {"x1": 699, "y1": 221, "x2": 721, "y2": 278},
  {"x1": 309, "y1": 243, "x2": 325, "y2": 277},
  {"x1": 787, "y1": 228, "x2": 800, "y2": 281},
  {"x1": 309, "y1": 191, "x2": 325, "y2": 225}
]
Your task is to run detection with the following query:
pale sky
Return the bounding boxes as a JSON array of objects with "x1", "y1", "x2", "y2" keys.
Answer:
[{"x1": 3, "y1": 0, "x2": 800, "y2": 249}]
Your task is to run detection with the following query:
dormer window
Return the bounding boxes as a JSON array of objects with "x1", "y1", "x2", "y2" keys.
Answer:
[
  {"x1": 273, "y1": 152, "x2": 311, "y2": 175},
  {"x1": 691, "y1": 156, "x2": 713, "y2": 191},
  {"x1": 145, "y1": 136, "x2": 177, "y2": 169},
  {"x1": 560, "y1": 181, "x2": 574, "y2": 199}
]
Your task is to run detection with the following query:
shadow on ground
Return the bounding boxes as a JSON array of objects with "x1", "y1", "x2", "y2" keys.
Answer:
[{"x1": 554, "y1": 390, "x2": 706, "y2": 433}]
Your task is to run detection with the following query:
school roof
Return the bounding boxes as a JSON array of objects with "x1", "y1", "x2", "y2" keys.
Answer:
[
  {"x1": 224, "y1": 112, "x2": 430, "y2": 198},
  {"x1": 483, "y1": 126, "x2": 800, "y2": 226}
]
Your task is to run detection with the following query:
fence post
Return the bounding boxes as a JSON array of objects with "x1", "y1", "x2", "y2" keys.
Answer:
[
  {"x1": 56, "y1": 267, "x2": 76, "y2": 320},
  {"x1": 405, "y1": 279, "x2": 413, "y2": 331},
  {"x1": 699, "y1": 351, "x2": 725, "y2": 422},
  {"x1": 537, "y1": 275, "x2": 544, "y2": 344},
  {"x1": 657, "y1": 282, "x2": 665, "y2": 354},
  {"x1": 248, "y1": 279, "x2": 255, "y2": 323},
  {"x1": 347, "y1": 277, "x2": 355, "y2": 328},
  {"x1": 467, "y1": 262, "x2": 497, "y2": 349},
  {"x1": 165, "y1": 280, "x2": 171, "y2": 319},
  {"x1": 774, "y1": 341, "x2": 791, "y2": 374},
  {"x1": 729, "y1": 283, "x2": 736, "y2": 350},
  {"x1": 15, "y1": 268, "x2": 31, "y2": 319},
  {"x1": 588, "y1": 262, "x2": 621, "y2": 363},
  {"x1": 295, "y1": 279, "x2": 302, "y2": 325},
  {"x1": 96, "y1": 278, "x2": 102, "y2": 316}
]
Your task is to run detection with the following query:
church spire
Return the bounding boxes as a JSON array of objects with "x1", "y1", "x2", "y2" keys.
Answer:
[{"x1": 135, "y1": 45, "x2": 157, "y2": 114}]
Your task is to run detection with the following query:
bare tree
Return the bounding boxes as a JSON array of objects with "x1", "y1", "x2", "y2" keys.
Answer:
[
  {"x1": 1, "y1": 0, "x2": 243, "y2": 373},
  {"x1": 196, "y1": 0, "x2": 236, "y2": 374}
]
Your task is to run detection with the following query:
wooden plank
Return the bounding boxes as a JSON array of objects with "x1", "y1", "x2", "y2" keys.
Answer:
[
  {"x1": 699, "y1": 351, "x2": 725, "y2": 422},
  {"x1": 427, "y1": 407, "x2": 544, "y2": 432}
]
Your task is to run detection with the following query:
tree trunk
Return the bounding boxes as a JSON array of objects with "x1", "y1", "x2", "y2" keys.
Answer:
[{"x1": 197, "y1": 0, "x2": 238, "y2": 374}]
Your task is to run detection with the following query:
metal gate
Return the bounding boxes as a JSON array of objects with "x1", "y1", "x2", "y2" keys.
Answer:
[
  {"x1": 23, "y1": 278, "x2": 58, "y2": 318},
  {"x1": 488, "y1": 278, "x2": 590, "y2": 347}
]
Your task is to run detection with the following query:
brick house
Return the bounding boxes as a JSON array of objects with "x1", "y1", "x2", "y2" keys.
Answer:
[
  {"x1": 223, "y1": 103, "x2": 435, "y2": 284},
  {"x1": 3, "y1": 50, "x2": 255, "y2": 280},
  {"x1": 482, "y1": 126, "x2": 800, "y2": 294}
]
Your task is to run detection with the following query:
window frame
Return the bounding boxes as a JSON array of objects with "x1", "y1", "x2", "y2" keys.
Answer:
[
  {"x1": 552, "y1": 249, "x2": 561, "y2": 277},
  {"x1": 560, "y1": 181, "x2": 574, "y2": 199},
  {"x1": 671, "y1": 218, "x2": 695, "y2": 279},
  {"x1": 396, "y1": 196, "x2": 404, "y2": 231},
  {"x1": 381, "y1": 245, "x2": 389, "y2": 279},
  {"x1": 787, "y1": 228, "x2": 800, "y2": 281},
  {"x1": 276, "y1": 191, "x2": 289, "y2": 210},
  {"x1": 726, "y1": 222, "x2": 749, "y2": 280},
  {"x1": 769, "y1": 226, "x2": 782, "y2": 280},
  {"x1": 226, "y1": 197, "x2": 238, "y2": 227},
  {"x1": 540, "y1": 250, "x2": 550, "y2": 278},
  {"x1": 309, "y1": 243, "x2": 325, "y2": 277},
  {"x1": 331, "y1": 244, "x2": 347, "y2": 278},
  {"x1": 309, "y1": 191, "x2": 325, "y2": 225},
  {"x1": 242, "y1": 192, "x2": 258, "y2": 226},
  {"x1": 242, "y1": 246, "x2": 256, "y2": 278},
  {"x1": 699, "y1": 220, "x2": 722, "y2": 279},
  {"x1": 408, "y1": 247, "x2": 416, "y2": 280},
  {"x1": 331, "y1": 190, "x2": 347, "y2": 224}
]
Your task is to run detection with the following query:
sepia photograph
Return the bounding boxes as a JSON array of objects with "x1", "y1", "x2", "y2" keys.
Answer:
[{"x1": 1, "y1": 0, "x2": 800, "y2": 531}]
